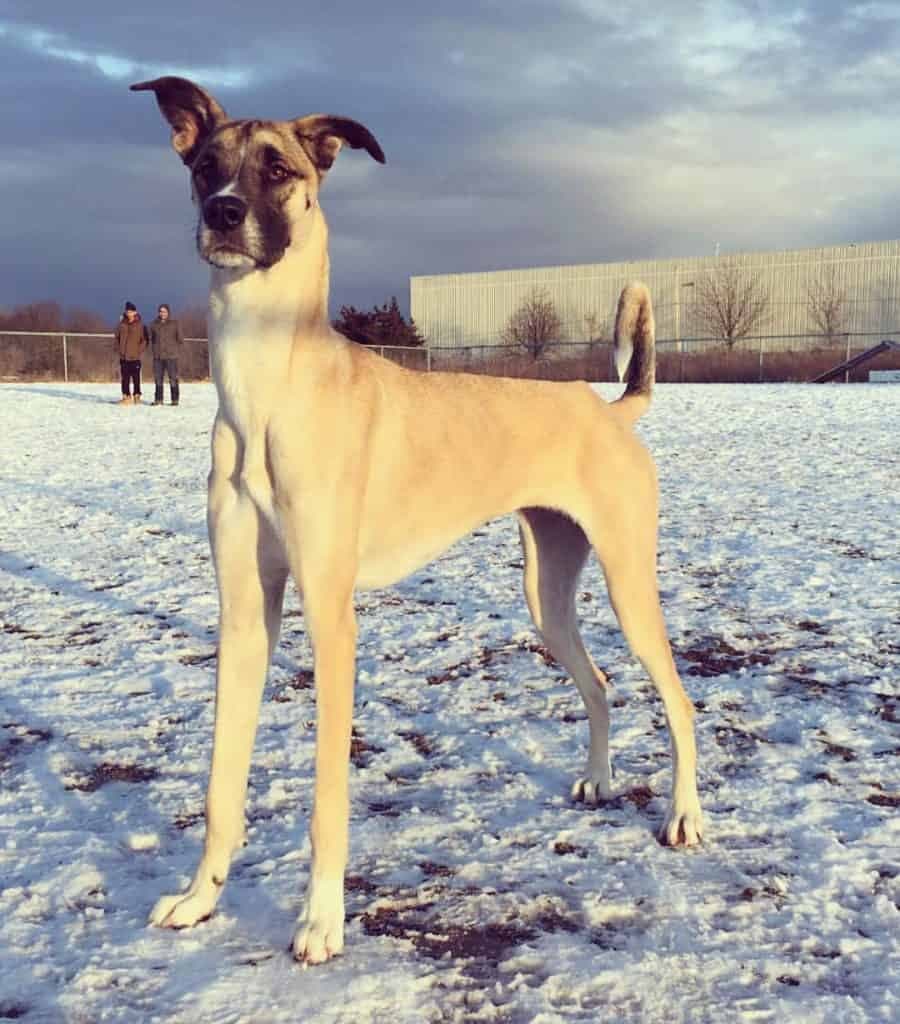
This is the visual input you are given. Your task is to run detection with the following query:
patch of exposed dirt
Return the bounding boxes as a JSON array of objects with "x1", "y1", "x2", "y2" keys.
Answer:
[
  {"x1": 173, "y1": 810, "x2": 203, "y2": 831},
  {"x1": 796, "y1": 619, "x2": 829, "y2": 635},
  {"x1": 346, "y1": 874, "x2": 379, "y2": 894},
  {"x1": 867, "y1": 792, "x2": 900, "y2": 808},
  {"x1": 0, "y1": 1000, "x2": 29, "y2": 1020},
  {"x1": 271, "y1": 668, "x2": 314, "y2": 703},
  {"x1": 877, "y1": 699, "x2": 899, "y2": 725},
  {"x1": 360, "y1": 902, "x2": 536, "y2": 969},
  {"x1": 0, "y1": 722, "x2": 53, "y2": 773},
  {"x1": 714, "y1": 724, "x2": 768, "y2": 774},
  {"x1": 398, "y1": 730, "x2": 435, "y2": 758},
  {"x1": 818, "y1": 737, "x2": 857, "y2": 762},
  {"x1": 619, "y1": 785, "x2": 657, "y2": 810},
  {"x1": 678, "y1": 637, "x2": 775, "y2": 678},
  {"x1": 427, "y1": 637, "x2": 558, "y2": 686},
  {"x1": 588, "y1": 912, "x2": 649, "y2": 951},
  {"x1": 825, "y1": 539, "x2": 881, "y2": 561},
  {"x1": 355, "y1": 593, "x2": 456, "y2": 617},
  {"x1": 350, "y1": 728, "x2": 384, "y2": 769},
  {"x1": 179, "y1": 650, "x2": 216, "y2": 667},
  {"x1": 1, "y1": 622, "x2": 41, "y2": 640},
  {"x1": 367, "y1": 801, "x2": 402, "y2": 818},
  {"x1": 65, "y1": 762, "x2": 159, "y2": 792},
  {"x1": 420, "y1": 861, "x2": 456, "y2": 878},
  {"x1": 66, "y1": 621, "x2": 104, "y2": 646},
  {"x1": 553, "y1": 840, "x2": 588, "y2": 858}
]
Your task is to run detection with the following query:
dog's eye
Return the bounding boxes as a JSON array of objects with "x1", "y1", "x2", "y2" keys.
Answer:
[
  {"x1": 195, "y1": 157, "x2": 216, "y2": 179},
  {"x1": 267, "y1": 163, "x2": 291, "y2": 183}
]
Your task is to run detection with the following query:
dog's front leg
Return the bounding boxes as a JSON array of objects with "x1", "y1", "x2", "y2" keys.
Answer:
[
  {"x1": 151, "y1": 472, "x2": 286, "y2": 929},
  {"x1": 289, "y1": 551, "x2": 357, "y2": 964}
]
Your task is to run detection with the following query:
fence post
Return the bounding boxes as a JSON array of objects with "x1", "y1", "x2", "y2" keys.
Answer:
[
  {"x1": 426, "y1": 347, "x2": 432, "y2": 372},
  {"x1": 758, "y1": 335, "x2": 764, "y2": 382},
  {"x1": 62, "y1": 334, "x2": 69, "y2": 382},
  {"x1": 844, "y1": 333, "x2": 851, "y2": 384}
]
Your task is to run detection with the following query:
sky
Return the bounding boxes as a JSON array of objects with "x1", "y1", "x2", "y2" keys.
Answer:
[{"x1": 2, "y1": 1, "x2": 900, "y2": 323}]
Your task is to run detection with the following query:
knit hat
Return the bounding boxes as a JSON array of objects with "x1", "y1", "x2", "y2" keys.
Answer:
[{"x1": 124, "y1": 301, "x2": 137, "y2": 312}]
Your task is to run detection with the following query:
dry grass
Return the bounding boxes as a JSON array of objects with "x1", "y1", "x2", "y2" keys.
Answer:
[{"x1": 433, "y1": 342, "x2": 900, "y2": 384}]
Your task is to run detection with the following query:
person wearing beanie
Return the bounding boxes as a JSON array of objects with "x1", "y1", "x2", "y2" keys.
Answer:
[
  {"x1": 114, "y1": 301, "x2": 149, "y2": 405},
  {"x1": 149, "y1": 303, "x2": 184, "y2": 406}
]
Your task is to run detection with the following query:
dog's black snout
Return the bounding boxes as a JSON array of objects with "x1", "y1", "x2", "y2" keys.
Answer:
[{"x1": 203, "y1": 195, "x2": 248, "y2": 232}]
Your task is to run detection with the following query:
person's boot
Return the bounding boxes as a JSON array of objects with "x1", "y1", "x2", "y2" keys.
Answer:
[
  {"x1": 171, "y1": 383, "x2": 180, "y2": 406},
  {"x1": 117, "y1": 395, "x2": 132, "y2": 405}
]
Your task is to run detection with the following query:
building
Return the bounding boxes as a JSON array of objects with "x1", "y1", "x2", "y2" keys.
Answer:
[{"x1": 410, "y1": 240, "x2": 900, "y2": 351}]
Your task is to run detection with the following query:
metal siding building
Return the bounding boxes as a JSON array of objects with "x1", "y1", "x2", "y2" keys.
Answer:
[{"x1": 410, "y1": 240, "x2": 900, "y2": 349}]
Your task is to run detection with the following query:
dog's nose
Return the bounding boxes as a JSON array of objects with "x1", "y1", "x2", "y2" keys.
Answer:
[{"x1": 203, "y1": 195, "x2": 248, "y2": 232}]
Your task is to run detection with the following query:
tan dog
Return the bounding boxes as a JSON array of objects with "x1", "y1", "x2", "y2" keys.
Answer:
[{"x1": 132, "y1": 76, "x2": 703, "y2": 964}]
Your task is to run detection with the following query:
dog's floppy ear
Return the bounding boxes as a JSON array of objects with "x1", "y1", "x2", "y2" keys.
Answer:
[
  {"x1": 293, "y1": 115, "x2": 385, "y2": 174},
  {"x1": 130, "y1": 77, "x2": 227, "y2": 165}
]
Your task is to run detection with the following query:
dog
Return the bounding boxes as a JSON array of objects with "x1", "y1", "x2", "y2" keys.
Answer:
[{"x1": 132, "y1": 76, "x2": 703, "y2": 964}]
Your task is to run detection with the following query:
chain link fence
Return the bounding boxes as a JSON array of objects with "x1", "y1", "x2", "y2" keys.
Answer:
[
  {"x1": 0, "y1": 331, "x2": 211, "y2": 383},
  {"x1": 2, "y1": 330, "x2": 898, "y2": 384},
  {"x1": 428, "y1": 332, "x2": 900, "y2": 382}
]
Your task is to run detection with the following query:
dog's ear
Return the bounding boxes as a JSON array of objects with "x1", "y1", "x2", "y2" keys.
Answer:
[
  {"x1": 293, "y1": 115, "x2": 385, "y2": 174},
  {"x1": 130, "y1": 77, "x2": 227, "y2": 165}
]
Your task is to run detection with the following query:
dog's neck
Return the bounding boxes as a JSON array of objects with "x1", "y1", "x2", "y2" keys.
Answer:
[{"x1": 207, "y1": 205, "x2": 331, "y2": 352}]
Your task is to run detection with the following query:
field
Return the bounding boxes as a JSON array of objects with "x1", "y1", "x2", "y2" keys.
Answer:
[{"x1": 0, "y1": 381, "x2": 897, "y2": 1024}]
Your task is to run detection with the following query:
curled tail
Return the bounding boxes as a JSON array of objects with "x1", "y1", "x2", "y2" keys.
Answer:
[{"x1": 612, "y1": 281, "x2": 655, "y2": 424}]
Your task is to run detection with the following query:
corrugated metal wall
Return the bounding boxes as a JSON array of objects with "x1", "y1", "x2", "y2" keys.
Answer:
[{"x1": 411, "y1": 240, "x2": 900, "y2": 349}]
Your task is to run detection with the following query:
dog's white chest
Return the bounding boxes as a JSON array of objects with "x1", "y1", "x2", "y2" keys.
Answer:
[{"x1": 211, "y1": 325, "x2": 289, "y2": 526}]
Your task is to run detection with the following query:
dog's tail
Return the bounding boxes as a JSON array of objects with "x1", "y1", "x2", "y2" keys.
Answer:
[{"x1": 611, "y1": 281, "x2": 655, "y2": 425}]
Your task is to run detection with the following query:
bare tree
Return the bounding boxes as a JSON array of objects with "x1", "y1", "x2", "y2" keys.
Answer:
[
  {"x1": 65, "y1": 308, "x2": 111, "y2": 333},
  {"x1": 501, "y1": 287, "x2": 562, "y2": 359},
  {"x1": 0, "y1": 301, "x2": 64, "y2": 332},
  {"x1": 806, "y1": 264, "x2": 848, "y2": 344},
  {"x1": 691, "y1": 262, "x2": 770, "y2": 346},
  {"x1": 177, "y1": 303, "x2": 209, "y2": 338}
]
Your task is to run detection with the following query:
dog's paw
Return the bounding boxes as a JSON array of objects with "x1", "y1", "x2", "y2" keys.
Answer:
[
  {"x1": 292, "y1": 878, "x2": 345, "y2": 965},
  {"x1": 571, "y1": 776, "x2": 612, "y2": 806},
  {"x1": 658, "y1": 800, "x2": 703, "y2": 847},
  {"x1": 571, "y1": 758, "x2": 613, "y2": 806},
  {"x1": 292, "y1": 915, "x2": 344, "y2": 965},
  {"x1": 149, "y1": 888, "x2": 218, "y2": 929}
]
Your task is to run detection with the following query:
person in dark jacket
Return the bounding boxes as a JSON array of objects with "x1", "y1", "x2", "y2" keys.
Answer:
[
  {"x1": 114, "y1": 301, "x2": 149, "y2": 405},
  {"x1": 149, "y1": 304, "x2": 184, "y2": 406}
]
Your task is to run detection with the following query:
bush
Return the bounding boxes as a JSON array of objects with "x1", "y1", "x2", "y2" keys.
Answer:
[{"x1": 333, "y1": 297, "x2": 425, "y2": 347}]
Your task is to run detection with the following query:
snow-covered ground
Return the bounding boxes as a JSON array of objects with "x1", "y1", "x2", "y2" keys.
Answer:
[{"x1": 0, "y1": 381, "x2": 897, "y2": 1024}]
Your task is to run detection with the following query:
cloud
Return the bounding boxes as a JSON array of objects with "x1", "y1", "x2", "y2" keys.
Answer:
[{"x1": 2, "y1": 1, "x2": 900, "y2": 321}]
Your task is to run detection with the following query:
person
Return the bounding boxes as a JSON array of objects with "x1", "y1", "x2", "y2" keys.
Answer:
[
  {"x1": 114, "y1": 301, "x2": 148, "y2": 404},
  {"x1": 149, "y1": 303, "x2": 184, "y2": 406}
]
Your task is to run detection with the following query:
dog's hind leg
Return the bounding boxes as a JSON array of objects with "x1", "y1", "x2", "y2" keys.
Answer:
[
  {"x1": 518, "y1": 507, "x2": 612, "y2": 804},
  {"x1": 150, "y1": 424, "x2": 287, "y2": 928},
  {"x1": 593, "y1": 509, "x2": 703, "y2": 847}
]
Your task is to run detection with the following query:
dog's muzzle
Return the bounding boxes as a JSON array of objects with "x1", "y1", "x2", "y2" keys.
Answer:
[{"x1": 203, "y1": 195, "x2": 248, "y2": 233}]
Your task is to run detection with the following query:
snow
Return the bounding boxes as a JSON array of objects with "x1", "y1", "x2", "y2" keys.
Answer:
[{"x1": 0, "y1": 380, "x2": 897, "y2": 1023}]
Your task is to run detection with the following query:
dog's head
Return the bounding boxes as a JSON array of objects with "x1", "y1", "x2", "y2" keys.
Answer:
[{"x1": 131, "y1": 77, "x2": 385, "y2": 271}]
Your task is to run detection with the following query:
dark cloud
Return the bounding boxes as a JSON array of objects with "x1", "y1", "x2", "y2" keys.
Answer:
[{"x1": 1, "y1": 1, "x2": 899, "y2": 322}]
